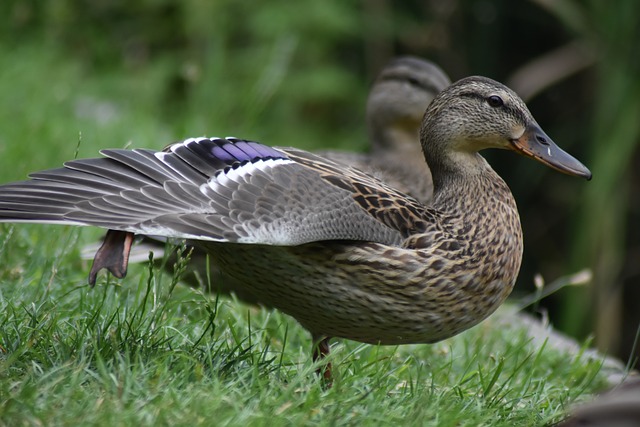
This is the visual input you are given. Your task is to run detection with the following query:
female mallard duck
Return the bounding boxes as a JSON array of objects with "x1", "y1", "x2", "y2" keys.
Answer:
[{"x1": 0, "y1": 76, "x2": 590, "y2": 381}]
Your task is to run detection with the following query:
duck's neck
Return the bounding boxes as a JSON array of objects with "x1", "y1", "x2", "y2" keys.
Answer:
[
  {"x1": 430, "y1": 152, "x2": 517, "y2": 213},
  {"x1": 428, "y1": 148, "x2": 484, "y2": 191}
]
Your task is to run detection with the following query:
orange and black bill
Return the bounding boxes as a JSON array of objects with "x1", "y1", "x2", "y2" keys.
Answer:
[{"x1": 511, "y1": 124, "x2": 592, "y2": 180}]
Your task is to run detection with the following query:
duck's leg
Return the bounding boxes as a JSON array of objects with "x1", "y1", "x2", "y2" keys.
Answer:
[
  {"x1": 89, "y1": 230, "x2": 135, "y2": 286},
  {"x1": 312, "y1": 334, "x2": 333, "y2": 387}
]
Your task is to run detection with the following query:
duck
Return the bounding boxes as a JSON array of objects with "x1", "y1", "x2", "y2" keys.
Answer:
[
  {"x1": 121, "y1": 56, "x2": 451, "y2": 299},
  {"x1": 0, "y1": 76, "x2": 591, "y2": 383}
]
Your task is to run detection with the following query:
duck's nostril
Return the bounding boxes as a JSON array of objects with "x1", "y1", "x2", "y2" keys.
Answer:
[{"x1": 537, "y1": 135, "x2": 550, "y2": 146}]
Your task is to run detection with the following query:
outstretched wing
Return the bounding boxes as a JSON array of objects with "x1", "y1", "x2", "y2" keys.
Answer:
[
  {"x1": 0, "y1": 137, "x2": 407, "y2": 246},
  {"x1": 282, "y1": 148, "x2": 438, "y2": 238}
]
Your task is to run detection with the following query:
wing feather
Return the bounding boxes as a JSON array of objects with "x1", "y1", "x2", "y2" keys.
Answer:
[{"x1": 0, "y1": 137, "x2": 412, "y2": 246}]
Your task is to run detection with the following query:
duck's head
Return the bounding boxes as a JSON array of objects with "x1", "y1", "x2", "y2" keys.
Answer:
[
  {"x1": 421, "y1": 76, "x2": 592, "y2": 180},
  {"x1": 367, "y1": 56, "x2": 451, "y2": 152}
]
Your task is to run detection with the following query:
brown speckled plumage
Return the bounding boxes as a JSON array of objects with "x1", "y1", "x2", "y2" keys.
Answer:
[{"x1": 0, "y1": 76, "x2": 591, "y2": 381}]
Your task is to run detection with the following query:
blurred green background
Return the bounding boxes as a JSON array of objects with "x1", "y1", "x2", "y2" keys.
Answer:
[{"x1": 0, "y1": 0, "x2": 638, "y2": 367}]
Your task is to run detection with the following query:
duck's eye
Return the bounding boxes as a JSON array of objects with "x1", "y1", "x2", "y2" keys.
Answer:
[{"x1": 487, "y1": 95, "x2": 504, "y2": 108}]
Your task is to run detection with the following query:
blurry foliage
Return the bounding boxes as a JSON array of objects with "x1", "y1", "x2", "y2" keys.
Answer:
[
  {"x1": 1, "y1": 0, "x2": 367, "y2": 150},
  {"x1": 0, "y1": 0, "x2": 639, "y2": 366}
]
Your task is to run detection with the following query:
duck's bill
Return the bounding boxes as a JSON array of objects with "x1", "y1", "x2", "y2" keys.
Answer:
[{"x1": 510, "y1": 124, "x2": 592, "y2": 180}]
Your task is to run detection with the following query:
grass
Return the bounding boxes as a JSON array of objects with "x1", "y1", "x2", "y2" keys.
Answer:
[
  {"x1": 0, "y1": 40, "x2": 617, "y2": 426},
  {"x1": 0, "y1": 226, "x2": 610, "y2": 426}
]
